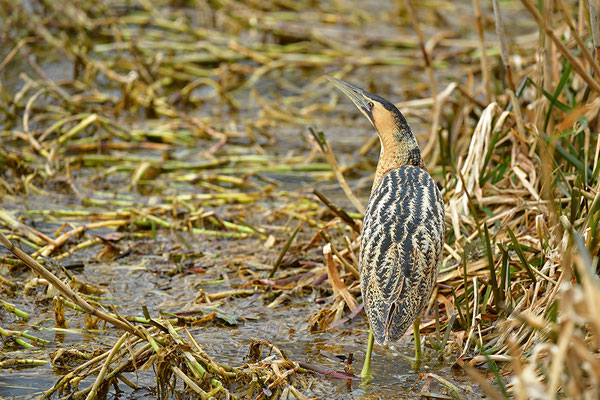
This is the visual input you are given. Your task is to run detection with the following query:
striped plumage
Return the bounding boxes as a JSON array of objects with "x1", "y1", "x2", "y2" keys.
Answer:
[
  {"x1": 360, "y1": 166, "x2": 445, "y2": 344},
  {"x1": 325, "y1": 75, "x2": 445, "y2": 349}
]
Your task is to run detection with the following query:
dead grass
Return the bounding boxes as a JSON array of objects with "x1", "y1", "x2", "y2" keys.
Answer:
[{"x1": 1, "y1": 0, "x2": 599, "y2": 398}]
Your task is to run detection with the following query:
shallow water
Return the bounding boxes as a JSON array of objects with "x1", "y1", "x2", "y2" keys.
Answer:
[{"x1": 0, "y1": 222, "x2": 476, "y2": 399}]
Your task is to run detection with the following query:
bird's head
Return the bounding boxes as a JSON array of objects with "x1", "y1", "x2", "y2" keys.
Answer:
[{"x1": 325, "y1": 76, "x2": 423, "y2": 178}]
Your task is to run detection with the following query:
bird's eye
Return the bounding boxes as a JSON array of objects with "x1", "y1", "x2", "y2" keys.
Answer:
[{"x1": 368, "y1": 102, "x2": 374, "y2": 109}]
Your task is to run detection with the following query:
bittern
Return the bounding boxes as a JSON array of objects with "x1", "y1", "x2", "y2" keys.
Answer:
[{"x1": 325, "y1": 76, "x2": 445, "y2": 379}]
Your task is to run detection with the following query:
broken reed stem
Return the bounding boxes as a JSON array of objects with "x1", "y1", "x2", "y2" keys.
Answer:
[
  {"x1": 312, "y1": 189, "x2": 360, "y2": 233},
  {"x1": 172, "y1": 366, "x2": 208, "y2": 397},
  {"x1": 32, "y1": 220, "x2": 128, "y2": 257},
  {"x1": 0, "y1": 208, "x2": 55, "y2": 246},
  {"x1": 0, "y1": 326, "x2": 32, "y2": 348},
  {"x1": 0, "y1": 274, "x2": 18, "y2": 290},
  {"x1": 0, "y1": 327, "x2": 48, "y2": 345},
  {"x1": 1, "y1": 299, "x2": 30, "y2": 320},
  {"x1": 269, "y1": 222, "x2": 301, "y2": 279},
  {"x1": 491, "y1": 0, "x2": 516, "y2": 91},
  {"x1": 86, "y1": 332, "x2": 128, "y2": 400},
  {"x1": 0, "y1": 231, "x2": 140, "y2": 337},
  {"x1": 521, "y1": 0, "x2": 600, "y2": 94}
]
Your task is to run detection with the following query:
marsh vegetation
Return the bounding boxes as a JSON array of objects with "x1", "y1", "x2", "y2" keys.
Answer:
[{"x1": 1, "y1": 0, "x2": 600, "y2": 399}]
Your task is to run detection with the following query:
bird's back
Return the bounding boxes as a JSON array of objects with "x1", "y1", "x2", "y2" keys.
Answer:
[{"x1": 359, "y1": 165, "x2": 445, "y2": 345}]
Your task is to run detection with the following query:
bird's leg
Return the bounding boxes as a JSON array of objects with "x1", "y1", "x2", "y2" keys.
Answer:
[
  {"x1": 413, "y1": 317, "x2": 422, "y2": 360},
  {"x1": 360, "y1": 328, "x2": 374, "y2": 380}
]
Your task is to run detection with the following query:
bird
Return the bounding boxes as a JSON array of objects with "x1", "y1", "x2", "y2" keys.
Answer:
[{"x1": 325, "y1": 76, "x2": 445, "y2": 379}]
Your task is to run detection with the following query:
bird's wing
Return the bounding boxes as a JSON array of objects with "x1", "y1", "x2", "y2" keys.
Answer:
[{"x1": 360, "y1": 166, "x2": 444, "y2": 344}]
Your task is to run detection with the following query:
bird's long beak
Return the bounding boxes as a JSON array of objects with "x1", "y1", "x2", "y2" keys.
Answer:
[{"x1": 325, "y1": 75, "x2": 374, "y2": 125}]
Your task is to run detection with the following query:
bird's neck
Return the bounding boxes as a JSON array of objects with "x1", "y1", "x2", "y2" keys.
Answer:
[{"x1": 372, "y1": 131, "x2": 424, "y2": 192}]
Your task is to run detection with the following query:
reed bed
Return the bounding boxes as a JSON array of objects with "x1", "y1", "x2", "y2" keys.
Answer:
[
  {"x1": 1, "y1": 0, "x2": 599, "y2": 398},
  {"x1": 313, "y1": 1, "x2": 600, "y2": 399}
]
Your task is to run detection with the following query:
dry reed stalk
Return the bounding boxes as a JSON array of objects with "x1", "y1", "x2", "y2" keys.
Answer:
[
  {"x1": 323, "y1": 243, "x2": 359, "y2": 312},
  {"x1": 556, "y1": 0, "x2": 600, "y2": 80},
  {"x1": 0, "y1": 231, "x2": 139, "y2": 336},
  {"x1": 456, "y1": 103, "x2": 499, "y2": 212},
  {"x1": 521, "y1": 0, "x2": 600, "y2": 94},
  {"x1": 473, "y1": 0, "x2": 494, "y2": 102},
  {"x1": 310, "y1": 128, "x2": 365, "y2": 213},
  {"x1": 543, "y1": 0, "x2": 556, "y2": 135},
  {"x1": 579, "y1": 0, "x2": 586, "y2": 34},
  {"x1": 421, "y1": 82, "x2": 459, "y2": 164},
  {"x1": 0, "y1": 208, "x2": 55, "y2": 246},
  {"x1": 402, "y1": 0, "x2": 440, "y2": 163},
  {"x1": 86, "y1": 333, "x2": 129, "y2": 400},
  {"x1": 590, "y1": 0, "x2": 600, "y2": 61},
  {"x1": 491, "y1": 0, "x2": 516, "y2": 92}
]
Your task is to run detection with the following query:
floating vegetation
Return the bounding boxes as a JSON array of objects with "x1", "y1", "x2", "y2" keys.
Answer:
[{"x1": 1, "y1": 0, "x2": 600, "y2": 399}]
